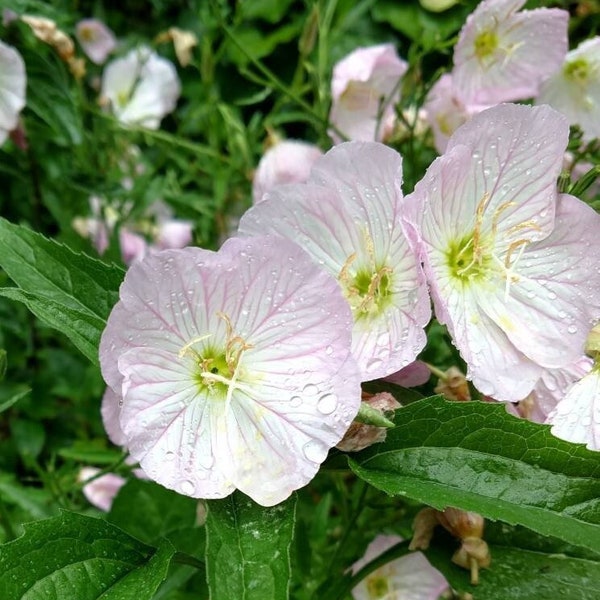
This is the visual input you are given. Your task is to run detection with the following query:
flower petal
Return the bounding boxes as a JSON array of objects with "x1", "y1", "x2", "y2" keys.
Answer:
[
  {"x1": 239, "y1": 141, "x2": 430, "y2": 380},
  {"x1": 547, "y1": 368, "x2": 600, "y2": 451}
]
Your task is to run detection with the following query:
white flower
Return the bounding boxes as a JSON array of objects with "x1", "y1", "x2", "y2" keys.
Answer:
[
  {"x1": 536, "y1": 37, "x2": 600, "y2": 142},
  {"x1": 101, "y1": 46, "x2": 180, "y2": 129},
  {"x1": 0, "y1": 40, "x2": 26, "y2": 145}
]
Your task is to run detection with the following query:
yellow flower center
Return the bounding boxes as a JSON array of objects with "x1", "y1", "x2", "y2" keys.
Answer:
[
  {"x1": 474, "y1": 29, "x2": 498, "y2": 61},
  {"x1": 564, "y1": 58, "x2": 590, "y2": 86}
]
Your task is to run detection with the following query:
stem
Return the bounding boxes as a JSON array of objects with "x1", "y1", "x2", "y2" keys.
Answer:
[
  {"x1": 172, "y1": 551, "x2": 206, "y2": 571},
  {"x1": 0, "y1": 496, "x2": 16, "y2": 541}
]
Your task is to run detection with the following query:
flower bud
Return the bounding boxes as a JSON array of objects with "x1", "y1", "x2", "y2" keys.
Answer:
[{"x1": 434, "y1": 366, "x2": 471, "y2": 402}]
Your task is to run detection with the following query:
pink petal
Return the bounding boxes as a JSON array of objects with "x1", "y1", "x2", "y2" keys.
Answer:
[
  {"x1": 547, "y1": 368, "x2": 600, "y2": 450},
  {"x1": 351, "y1": 535, "x2": 448, "y2": 600},
  {"x1": 239, "y1": 141, "x2": 430, "y2": 381},
  {"x1": 101, "y1": 236, "x2": 361, "y2": 506},
  {"x1": 79, "y1": 467, "x2": 126, "y2": 512},
  {"x1": 476, "y1": 195, "x2": 600, "y2": 368},
  {"x1": 75, "y1": 19, "x2": 116, "y2": 65},
  {"x1": 453, "y1": 0, "x2": 568, "y2": 104},
  {"x1": 252, "y1": 140, "x2": 323, "y2": 203}
]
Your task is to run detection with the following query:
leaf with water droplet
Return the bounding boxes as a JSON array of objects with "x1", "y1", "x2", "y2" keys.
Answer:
[
  {"x1": 0, "y1": 510, "x2": 175, "y2": 600},
  {"x1": 205, "y1": 491, "x2": 296, "y2": 600}
]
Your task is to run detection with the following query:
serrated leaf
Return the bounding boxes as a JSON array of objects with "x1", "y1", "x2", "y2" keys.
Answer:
[
  {"x1": 0, "y1": 511, "x2": 174, "y2": 600},
  {"x1": 205, "y1": 491, "x2": 296, "y2": 600},
  {"x1": 0, "y1": 218, "x2": 124, "y2": 364},
  {"x1": 349, "y1": 397, "x2": 600, "y2": 553}
]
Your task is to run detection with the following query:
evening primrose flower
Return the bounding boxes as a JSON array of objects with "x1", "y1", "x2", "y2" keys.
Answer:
[
  {"x1": 405, "y1": 103, "x2": 600, "y2": 401},
  {"x1": 79, "y1": 467, "x2": 126, "y2": 512},
  {"x1": 329, "y1": 44, "x2": 407, "y2": 143},
  {"x1": 99, "y1": 235, "x2": 361, "y2": 506},
  {"x1": 452, "y1": 0, "x2": 568, "y2": 104},
  {"x1": 424, "y1": 73, "x2": 492, "y2": 153},
  {"x1": 252, "y1": 139, "x2": 323, "y2": 203},
  {"x1": 351, "y1": 535, "x2": 448, "y2": 600},
  {"x1": 238, "y1": 141, "x2": 431, "y2": 381},
  {"x1": 0, "y1": 41, "x2": 26, "y2": 146},
  {"x1": 536, "y1": 37, "x2": 600, "y2": 142},
  {"x1": 101, "y1": 46, "x2": 180, "y2": 129},
  {"x1": 75, "y1": 18, "x2": 117, "y2": 65}
]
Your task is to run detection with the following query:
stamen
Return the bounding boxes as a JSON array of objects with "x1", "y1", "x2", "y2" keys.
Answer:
[{"x1": 178, "y1": 333, "x2": 212, "y2": 358}]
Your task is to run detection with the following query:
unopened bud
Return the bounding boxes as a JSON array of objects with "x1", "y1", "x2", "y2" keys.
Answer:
[
  {"x1": 21, "y1": 15, "x2": 75, "y2": 61},
  {"x1": 433, "y1": 366, "x2": 471, "y2": 402},
  {"x1": 337, "y1": 392, "x2": 400, "y2": 452}
]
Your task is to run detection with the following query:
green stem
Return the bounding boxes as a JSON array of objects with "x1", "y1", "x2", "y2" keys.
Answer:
[
  {"x1": 0, "y1": 495, "x2": 16, "y2": 541},
  {"x1": 172, "y1": 551, "x2": 206, "y2": 571}
]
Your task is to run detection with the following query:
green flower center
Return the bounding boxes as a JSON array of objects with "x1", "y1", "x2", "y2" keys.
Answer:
[
  {"x1": 564, "y1": 58, "x2": 590, "y2": 85},
  {"x1": 179, "y1": 314, "x2": 252, "y2": 402},
  {"x1": 445, "y1": 232, "x2": 492, "y2": 283},
  {"x1": 366, "y1": 575, "x2": 390, "y2": 598},
  {"x1": 474, "y1": 29, "x2": 498, "y2": 60},
  {"x1": 340, "y1": 257, "x2": 393, "y2": 320}
]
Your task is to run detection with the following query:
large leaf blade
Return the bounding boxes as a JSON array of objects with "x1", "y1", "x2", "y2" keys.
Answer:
[
  {"x1": 349, "y1": 397, "x2": 600, "y2": 553},
  {"x1": 0, "y1": 511, "x2": 174, "y2": 600}
]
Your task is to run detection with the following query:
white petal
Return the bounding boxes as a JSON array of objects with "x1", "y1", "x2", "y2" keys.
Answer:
[{"x1": 547, "y1": 368, "x2": 600, "y2": 450}]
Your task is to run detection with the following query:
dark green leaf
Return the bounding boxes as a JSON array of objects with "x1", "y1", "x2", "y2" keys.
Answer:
[
  {"x1": 0, "y1": 218, "x2": 124, "y2": 364},
  {"x1": 205, "y1": 491, "x2": 296, "y2": 600},
  {"x1": 0, "y1": 510, "x2": 175, "y2": 600},
  {"x1": 349, "y1": 397, "x2": 600, "y2": 553}
]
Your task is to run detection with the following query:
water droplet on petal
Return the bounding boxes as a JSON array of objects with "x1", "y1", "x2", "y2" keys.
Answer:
[
  {"x1": 567, "y1": 325, "x2": 578, "y2": 334},
  {"x1": 317, "y1": 393, "x2": 338, "y2": 415},
  {"x1": 302, "y1": 440, "x2": 328, "y2": 463},
  {"x1": 303, "y1": 383, "x2": 319, "y2": 396},
  {"x1": 180, "y1": 480, "x2": 195, "y2": 495},
  {"x1": 290, "y1": 395, "x2": 302, "y2": 407}
]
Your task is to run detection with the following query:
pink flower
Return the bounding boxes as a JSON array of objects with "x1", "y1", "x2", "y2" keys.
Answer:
[
  {"x1": 101, "y1": 46, "x2": 180, "y2": 130},
  {"x1": 452, "y1": 0, "x2": 568, "y2": 105},
  {"x1": 547, "y1": 364, "x2": 600, "y2": 450},
  {"x1": 75, "y1": 18, "x2": 116, "y2": 65},
  {"x1": 0, "y1": 41, "x2": 26, "y2": 146},
  {"x1": 405, "y1": 103, "x2": 600, "y2": 401},
  {"x1": 238, "y1": 141, "x2": 431, "y2": 381},
  {"x1": 351, "y1": 535, "x2": 448, "y2": 600},
  {"x1": 329, "y1": 44, "x2": 407, "y2": 142},
  {"x1": 383, "y1": 360, "x2": 430, "y2": 388},
  {"x1": 79, "y1": 467, "x2": 126, "y2": 512},
  {"x1": 536, "y1": 37, "x2": 600, "y2": 142},
  {"x1": 99, "y1": 235, "x2": 361, "y2": 506},
  {"x1": 424, "y1": 74, "x2": 492, "y2": 153},
  {"x1": 252, "y1": 140, "x2": 323, "y2": 203}
]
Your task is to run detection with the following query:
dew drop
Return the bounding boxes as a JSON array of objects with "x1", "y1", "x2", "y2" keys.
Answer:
[
  {"x1": 302, "y1": 440, "x2": 327, "y2": 463},
  {"x1": 376, "y1": 332, "x2": 390, "y2": 347},
  {"x1": 164, "y1": 450, "x2": 176, "y2": 461},
  {"x1": 317, "y1": 393, "x2": 338, "y2": 415},
  {"x1": 303, "y1": 383, "x2": 319, "y2": 396},
  {"x1": 567, "y1": 325, "x2": 578, "y2": 334},
  {"x1": 325, "y1": 345, "x2": 333, "y2": 356},
  {"x1": 180, "y1": 480, "x2": 195, "y2": 495},
  {"x1": 290, "y1": 395, "x2": 302, "y2": 407}
]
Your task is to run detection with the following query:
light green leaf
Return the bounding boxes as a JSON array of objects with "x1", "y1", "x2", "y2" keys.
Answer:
[
  {"x1": 349, "y1": 397, "x2": 600, "y2": 553},
  {"x1": 0, "y1": 511, "x2": 174, "y2": 600},
  {"x1": 0, "y1": 218, "x2": 124, "y2": 364},
  {"x1": 205, "y1": 491, "x2": 296, "y2": 600}
]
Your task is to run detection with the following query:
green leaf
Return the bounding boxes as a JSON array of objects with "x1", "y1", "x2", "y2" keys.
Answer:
[
  {"x1": 108, "y1": 479, "x2": 200, "y2": 545},
  {"x1": 0, "y1": 218, "x2": 124, "y2": 364},
  {"x1": 0, "y1": 385, "x2": 30, "y2": 414},
  {"x1": 24, "y1": 49, "x2": 83, "y2": 146},
  {"x1": 0, "y1": 511, "x2": 175, "y2": 600},
  {"x1": 424, "y1": 528, "x2": 600, "y2": 599},
  {"x1": 0, "y1": 472, "x2": 54, "y2": 521},
  {"x1": 205, "y1": 491, "x2": 296, "y2": 600},
  {"x1": 349, "y1": 397, "x2": 600, "y2": 553}
]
